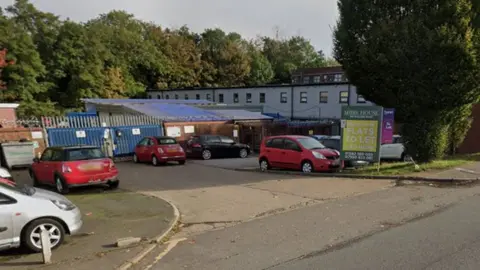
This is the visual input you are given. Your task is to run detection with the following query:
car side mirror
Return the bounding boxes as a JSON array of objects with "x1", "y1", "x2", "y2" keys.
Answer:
[{"x1": 33, "y1": 157, "x2": 40, "y2": 163}]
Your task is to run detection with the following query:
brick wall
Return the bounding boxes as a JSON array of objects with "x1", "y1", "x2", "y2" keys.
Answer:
[
  {"x1": 0, "y1": 128, "x2": 46, "y2": 156},
  {"x1": 0, "y1": 108, "x2": 17, "y2": 128}
]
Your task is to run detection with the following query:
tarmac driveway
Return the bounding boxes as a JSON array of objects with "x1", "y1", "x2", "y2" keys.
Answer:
[{"x1": 117, "y1": 161, "x2": 394, "y2": 235}]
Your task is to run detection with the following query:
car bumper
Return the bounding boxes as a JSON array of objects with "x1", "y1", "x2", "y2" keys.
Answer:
[
  {"x1": 157, "y1": 154, "x2": 186, "y2": 161},
  {"x1": 63, "y1": 171, "x2": 119, "y2": 186},
  {"x1": 65, "y1": 208, "x2": 83, "y2": 235},
  {"x1": 312, "y1": 159, "x2": 344, "y2": 172}
]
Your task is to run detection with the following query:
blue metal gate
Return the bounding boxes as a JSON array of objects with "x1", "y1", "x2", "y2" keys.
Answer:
[{"x1": 44, "y1": 115, "x2": 163, "y2": 157}]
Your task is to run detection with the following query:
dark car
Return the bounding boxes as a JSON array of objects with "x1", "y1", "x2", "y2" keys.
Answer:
[
  {"x1": 186, "y1": 135, "x2": 250, "y2": 160},
  {"x1": 311, "y1": 135, "x2": 369, "y2": 168}
]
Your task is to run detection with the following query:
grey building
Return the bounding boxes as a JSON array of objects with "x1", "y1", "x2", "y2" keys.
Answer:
[{"x1": 147, "y1": 83, "x2": 372, "y2": 120}]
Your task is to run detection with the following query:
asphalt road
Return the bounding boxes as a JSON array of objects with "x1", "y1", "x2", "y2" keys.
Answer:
[
  {"x1": 273, "y1": 194, "x2": 480, "y2": 270},
  {"x1": 137, "y1": 185, "x2": 480, "y2": 270}
]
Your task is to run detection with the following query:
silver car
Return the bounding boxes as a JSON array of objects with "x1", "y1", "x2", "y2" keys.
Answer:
[{"x1": 0, "y1": 179, "x2": 83, "y2": 252}]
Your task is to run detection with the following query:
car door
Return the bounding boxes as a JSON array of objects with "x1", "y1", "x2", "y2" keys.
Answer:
[
  {"x1": 390, "y1": 136, "x2": 405, "y2": 159},
  {"x1": 44, "y1": 149, "x2": 64, "y2": 184},
  {"x1": 135, "y1": 138, "x2": 149, "y2": 161},
  {"x1": 282, "y1": 139, "x2": 303, "y2": 169},
  {"x1": 218, "y1": 136, "x2": 237, "y2": 157},
  {"x1": 36, "y1": 149, "x2": 54, "y2": 182},
  {"x1": 380, "y1": 143, "x2": 394, "y2": 159},
  {"x1": 0, "y1": 192, "x2": 15, "y2": 249},
  {"x1": 266, "y1": 138, "x2": 285, "y2": 167},
  {"x1": 204, "y1": 136, "x2": 223, "y2": 157}
]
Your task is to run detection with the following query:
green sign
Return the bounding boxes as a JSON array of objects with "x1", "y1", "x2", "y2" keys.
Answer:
[{"x1": 340, "y1": 106, "x2": 383, "y2": 162}]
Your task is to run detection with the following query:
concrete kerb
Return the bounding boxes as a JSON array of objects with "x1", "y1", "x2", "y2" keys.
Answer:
[
  {"x1": 233, "y1": 167, "x2": 480, "y2": 186},
  {"x1": 117, "y1": 196, "x2": 181, "y2": 270}
]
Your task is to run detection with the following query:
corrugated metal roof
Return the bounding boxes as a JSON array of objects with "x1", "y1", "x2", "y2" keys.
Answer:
[
  {"x1": 81, "y1": 98, "x2": 215, "y2": 105},
  {"x1": 209, "y1": 110, "x2": 273, "y2": 121},
  {"x1": 123, "y1": 103, "x2": 228, "y2": 122}
]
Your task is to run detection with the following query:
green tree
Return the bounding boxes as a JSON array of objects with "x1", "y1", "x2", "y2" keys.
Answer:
[
  {"x1": 261, "y1": 36, "x2": 327, "y2": 83},
  {"x1": 198, "y1": 28, "x2": 251, "y2": 87},
  {"x1": 0, "y1": 7, "x2": 56, "y2": 116},
  {"x1": 334, "y1": 0, "x2": 480, "y2": 162}
]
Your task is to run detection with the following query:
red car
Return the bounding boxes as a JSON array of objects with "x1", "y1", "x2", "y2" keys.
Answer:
[
  {"x1": 133, "y1": 136, "x2": 186, "y2": 166},
  {"x1": 259, "y1": 135, "x2": 344, "y2": 173},
  {"x1": 30, "y1": 146, "x2": 119, "y2": 194}
]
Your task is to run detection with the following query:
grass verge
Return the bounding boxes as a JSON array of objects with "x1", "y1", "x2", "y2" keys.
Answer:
[{"x1": 347, "y1": 153, "x2": 480, "y2": 176}]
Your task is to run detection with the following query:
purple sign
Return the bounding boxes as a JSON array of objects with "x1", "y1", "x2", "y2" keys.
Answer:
[{"x1": 381, "y1": 108, "x2": 395, "y2": 144}]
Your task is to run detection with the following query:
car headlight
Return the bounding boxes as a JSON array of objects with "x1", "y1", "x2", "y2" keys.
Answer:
[
  {"x1": 51, "y1": 200, "x2": 76, "y2": 211},
  {"x1": 312, "y1": 151, "x2": 326, "y2": 159}
]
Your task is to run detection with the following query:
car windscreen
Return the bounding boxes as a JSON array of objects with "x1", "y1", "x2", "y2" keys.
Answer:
[
  {"x1": 66, "y1": 148, "x2": 105, "y2": 161},
  {"x1": 156, "y1": 138, "x2": 177, "y2": 145},
  {"x1": 297, "y1": 137, "x2": 326, "y2": 150}
]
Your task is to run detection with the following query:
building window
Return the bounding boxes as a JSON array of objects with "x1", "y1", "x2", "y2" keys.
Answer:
[
  {"x1": 300, "y1": 92, "x2": 307, "y2": 103},
  {"x1": 292, "y1": 76, "x2": 300, "y2": 84},
  {"x1": 157, "y1": 95, "x2": 161, "y2": 99},
  {"x1": 233, "y1": 93, "x2": 239, "y2": 103},
  {"x1": 334, "y1": 74, "x2": 343, "y2": 82},
  {"x1": 303, "y1": 76, "x2": 310, "y2": 84},
  {"x1": 259, "y1": 93, "x2": 266, "y2": 103},
  {"x1": 206, "y1": 93, "x2": 211, "y2": 101},
  {"x1": 165, "y1": 94, "x2": 169, "y2": 99},
  {"x1": 319, "y1": 91, "x2": 328, "y2": 103},
  {"x1": 339, "y1": 91, "x2": 349, "y2": 103},
  {"x1": 280, "y1": 92, "x2": 287, "y2": 103},
  {"x1": 175, "y1": 94, "x2": 179, "y2": 100},
  {"x1": 218, "y1": 94, "x2": 224, "y2": 103},
  {"x1": 357, "y1": 95, "x2": 366, "y2": 103},
  {"x1": 246, "y1": 93, "x2": 252, "y2": 103},
  {"x1": 184, "y1": 94, "x2": 189, "y2": 100},
  {"x1": 196, "y1": 94, "x2": 200, "y2": 100},
  {"x1": 313, "y1": 76, "x2": 321, "y2": 83},
  {"x1": 323, "y1": 75, "x2": 328, "y2": 82}
]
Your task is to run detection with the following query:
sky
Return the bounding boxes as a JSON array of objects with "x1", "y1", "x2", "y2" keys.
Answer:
[{"x1": 0, "y1": 0, "x2": 339, "y2": 56}]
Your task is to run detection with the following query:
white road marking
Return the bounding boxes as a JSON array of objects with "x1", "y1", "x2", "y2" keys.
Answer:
[{"x1": 143, "y1": 238, "x2": 187, "y2": 270}]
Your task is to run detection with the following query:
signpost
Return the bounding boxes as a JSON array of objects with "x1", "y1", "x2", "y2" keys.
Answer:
[
  {"x1": 340, "y1": 106, "x2": 383, "y2": 168},
  {"x1": 381, "y1": 108, "x2": 395, "y2": 144}
]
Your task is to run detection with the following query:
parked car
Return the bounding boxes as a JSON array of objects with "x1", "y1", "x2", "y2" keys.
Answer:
[
  {"x1": 380, "y1": 135, "x2": 411, "y2": 161},
  {"x1": 311, "y1": 135, "x2": 369, "y2": 168},
  {"x1": 259, "y1": 135, "x2": 344, "y2": 173},
  {"x1": 133, "y1": 136, "x2": 186, "y2": 166},
  {"x1": 185, "y1": 135, "x2": 251, "y2": 160},
  {"x1": 29, "y1": 146, "x2": 119, "y2": 194},
  {"x1": 0, "y1": 179, "x2": 83, "y2": 252},
  {"x1": 0, "y1": 167, "x2": 13, "y2": 182}
]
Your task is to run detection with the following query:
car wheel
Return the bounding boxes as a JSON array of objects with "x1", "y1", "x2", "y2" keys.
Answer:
[
  {"x1": 55, "y1": 176, "x2": 69, "y2": 194},
  {"x1": 301, "y1": 161, "x2": 314, "y2": 173},
  {"x1": 108, "y1": 180, "x2": 119, "y2": 189},
  {"x1": 151, "y1": 155, "x2": 159, "y2": 166},
  {"x1": 401, "y1": 153, "x2": 411, "y2": 162},
  {"x1": 133, "y1": 154, "x2": 139, "y2": 163},
  {"x1": 29, "y1": 169, "x2": 40, "y2": 187},
  {"x1": 259, "y1": 159, "x2": 270, "y2": 172},
  {"x1": 239, "y1": 149, "x2": 248, "y2": 158},
  {"x1": 178, "y1": 160, "x2": 186, "y2": 165},
  {"x1": 22, "y1": 218, "x2": 66, "y2": 253},
  {"x1": 202, "y1": 149, "x2": 212, "y2": 160}
]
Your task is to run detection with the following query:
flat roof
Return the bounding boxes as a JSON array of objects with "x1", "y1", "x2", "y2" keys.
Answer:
[{"x1": 146, "y1": 82, "x2": 350, "y2": 92}]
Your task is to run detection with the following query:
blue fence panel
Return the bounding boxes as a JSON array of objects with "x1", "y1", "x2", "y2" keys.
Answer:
[
  {"x1": 47, "y1": 127, "x2": 107, "y2": 148},
  {"x1": 112, "y1": 125, "x2": 163, "y2": 156}
]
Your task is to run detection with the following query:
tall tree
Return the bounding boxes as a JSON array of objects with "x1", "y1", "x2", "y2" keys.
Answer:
[
  {"x1": 334, "y1": 0, "x2": 480, "y2": 162},
  {"x1": 0, "y1": 7, "x2": 56, "y2": 116}
]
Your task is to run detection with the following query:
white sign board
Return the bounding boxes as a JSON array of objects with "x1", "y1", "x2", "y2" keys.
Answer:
[
  {"x1": 31, "y1": 131, "x2": 43, "y2": 139},
  {"x1": 184, "y1": 125, "x2": 195, "y2": 133},
  {"x1": 132, "y1": 128, "x2": 141, "y2": 135},
  {"x1": 104, "y1": 129, "x2": 110, "y2": 139},
  {"x1": 166, "y1": 126, "x2": 181, "y2": 137},
  {"x1": 233, "y1": 130, "x2": 238, "y2": 137},
  {"x1": 76, "y1": 130, "x2": 86, "y2": 138},
  {"x1": 33, "y1": 141, "x2": 39, "y2": 149}
]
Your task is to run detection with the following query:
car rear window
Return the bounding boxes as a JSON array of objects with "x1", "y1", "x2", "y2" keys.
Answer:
[
  {"x1": 156, "y1": 138, "x2": 177, "y2": 145},
  {"x1": 66, "y1": 148, "x2": 105, "y2": 161}
]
